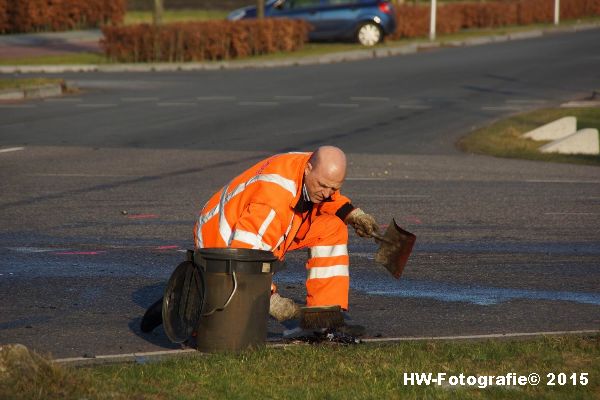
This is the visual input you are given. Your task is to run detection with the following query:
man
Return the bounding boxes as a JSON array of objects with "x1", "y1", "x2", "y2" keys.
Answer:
[
  {"x1": 141, "y1": 146, "x2": 379, "y2": 332},
  {"x1": 193, "y1": 146, "x2": 379, "y2": 321}
]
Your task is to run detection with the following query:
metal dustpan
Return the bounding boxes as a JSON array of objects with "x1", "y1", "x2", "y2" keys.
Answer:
[{"x1": 372, "y1": 218, "x2": 416, "y2": 279}]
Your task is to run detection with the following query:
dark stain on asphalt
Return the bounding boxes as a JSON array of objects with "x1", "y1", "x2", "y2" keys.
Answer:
[
  {"x1": 277, "y1": 108, "x2": 430, "y2": 152},
  {"x1": 484, "y1": 73, "x2": 519, "y2": 83},
  {"x1": 0, "y1": 153, "x2": 267, "y2": 210},
  {"x1": 462, "y1": 85, "x2": 521, "y2": 96}
]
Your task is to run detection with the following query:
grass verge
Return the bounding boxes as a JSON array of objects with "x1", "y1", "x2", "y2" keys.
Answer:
[
  {"x1": 1, "y1": 334, "x2": 598, "y2": 399},
  {"x1": 0, "y1": 77, "x2": 64, "y2": 90},
  {"x1": 0, "y1": 52, "x2": 107, "y2": 66},
  {"x1": 458, "y1": 107, "x2": 600, "y2": 166}
]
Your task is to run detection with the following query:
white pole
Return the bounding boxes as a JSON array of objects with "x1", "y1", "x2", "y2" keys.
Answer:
[
  {"x1": 430, "y1": 0, "x2": 437, "y2": 40},
  {"x1": 554, "y1": 0, "x2": 560, "y2": 25},
  {"x1": 153, "y1": 0, "x2": 163, "y2": 26}
]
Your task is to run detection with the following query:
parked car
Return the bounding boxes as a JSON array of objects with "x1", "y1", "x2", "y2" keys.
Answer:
[{"x1": 227, "y1": 0, "x2": 396, "y2": 46}]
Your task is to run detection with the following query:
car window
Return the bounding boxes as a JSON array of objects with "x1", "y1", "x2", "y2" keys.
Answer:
[{"x1": 278, "y1": 0, "x2": 322, "y2": 10}]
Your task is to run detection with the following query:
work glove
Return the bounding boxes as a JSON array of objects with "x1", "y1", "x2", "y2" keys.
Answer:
[
  {"x1": 269, "y1": 293, "x2": 301, "y2": 322},
  {"x1": 346, "y1": 208, "x2": 380, "y2": 238}
]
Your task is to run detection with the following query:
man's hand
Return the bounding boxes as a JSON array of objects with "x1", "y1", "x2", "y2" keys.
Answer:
[
  {"x1": 345, "y1": 208, "x2": 380, "y2": 237},
  {"x1": 269, "y1": 293, "x2": 301, "y2": 322}
]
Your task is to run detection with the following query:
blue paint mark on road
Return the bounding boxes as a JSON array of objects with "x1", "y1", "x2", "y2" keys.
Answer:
[
  {"x1": 275, "y1": 270, "x2": 600, "y2": 306},
  {"x1": 364, "y1": 279, "x2": 600, "y2": 306},
  {"x1": 414, "y1": 242, "x2": 600, "y2": 256}
]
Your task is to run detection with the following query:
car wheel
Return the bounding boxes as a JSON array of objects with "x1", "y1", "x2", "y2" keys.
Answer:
[{"x1": 356, "y1": 22, "x2": 382, "y2": 46}]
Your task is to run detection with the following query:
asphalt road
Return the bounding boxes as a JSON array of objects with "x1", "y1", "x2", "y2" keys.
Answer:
[{"x1": 1, "y1": 29, "x2": 599, "y2": 358}]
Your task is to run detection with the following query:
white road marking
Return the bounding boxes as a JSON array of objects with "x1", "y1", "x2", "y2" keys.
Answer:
[
  {"x1": 7, "y1": 247, "x2": 68, "y2": 253},
  {"x1": 350, "y1": 96, "x2": 390, "y2": 102},
  {"x1": 0, "y1": 147, "x2": 24, "y2": 153},
  {"x1": 274, "y1": 95, "x2": 313, "y2": 100},
  {"x1": 76, "y1": 104, "x2": 117, "y2": 108},
  {"x1": 238, "y1": 101, "x2": 279, "y2": 106},
  {"x1": 157, "y1": 102, "x2": 196, "y2": 107},
  {"x1": 319, "y1": 103, "x2": 359, "y2": 108},
  {"x1": 544, "y1": 212, "x2": 599, "y2": 216},
  {"x1": 197, "y1": 96, "x2": 236, "y2": 101},
  {"x1": 121, "y1": 97, "x2": 159, "y2": 102},
  {"x1": 526, "y1": 179, "x2": 600, "y2": 184}
]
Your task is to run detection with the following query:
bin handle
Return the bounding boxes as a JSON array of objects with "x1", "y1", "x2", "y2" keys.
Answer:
[{"x1": 201, "y1": 270, "x2": 238, "y2": 317}]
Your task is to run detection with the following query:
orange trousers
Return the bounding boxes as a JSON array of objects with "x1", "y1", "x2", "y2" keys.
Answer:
[{"x1": 286, "y1": 214, "x2": 350, "y2": 310}]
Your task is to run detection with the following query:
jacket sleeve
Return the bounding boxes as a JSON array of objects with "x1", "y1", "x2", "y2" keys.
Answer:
[
  {"x1": 229, "y1": 203, "x2": 286, "y2": 251},
  {"x1": 317, "y1": 191, "x2": 355, "y2": 222}
]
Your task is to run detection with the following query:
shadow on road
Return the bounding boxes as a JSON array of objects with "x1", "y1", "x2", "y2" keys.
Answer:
[{"x1": 130, "y1": 283, "x2": 179, "y2": 350}]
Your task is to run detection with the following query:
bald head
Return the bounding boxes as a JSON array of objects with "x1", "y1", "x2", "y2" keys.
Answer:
[{"x1": 304, "y1": 146, "x2": 347, "y2": 203}]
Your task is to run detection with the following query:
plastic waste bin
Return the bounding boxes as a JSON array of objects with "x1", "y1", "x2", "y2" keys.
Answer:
[{"x1": 193, "y1": 248, "x2": 279, "y2": 352}]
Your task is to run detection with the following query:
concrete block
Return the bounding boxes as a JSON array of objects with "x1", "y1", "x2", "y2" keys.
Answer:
[
  {"x1": 522, "y1": 116, "x2": 576, "y2": 141},
  {"x1": 0, "y1": 90, "x2": 25, "y2": 100},
  {"x1": 24, "y1": 84, "x2": 62, "y2": 99},
  {"x1": 539, "y1": 128, "x2": 599, "y2": 155}
]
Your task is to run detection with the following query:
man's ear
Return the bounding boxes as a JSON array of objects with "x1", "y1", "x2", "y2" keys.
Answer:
[{"x1": 304, "y1": 162, "x2": 312, "y2": 176}]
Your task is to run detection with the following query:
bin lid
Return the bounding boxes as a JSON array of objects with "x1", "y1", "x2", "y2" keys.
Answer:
[
  {"x1": 196, "y1": 248, "x2": 278, "y2": 262},
  {"x1": 162, "y1": 261, "x2": 204, "y2": 343},
  {"x1": 194, "y1": 248, "x2": 283, "y2": 274}
]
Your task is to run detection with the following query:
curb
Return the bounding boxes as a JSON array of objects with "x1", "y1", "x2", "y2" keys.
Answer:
[
  {"x1": 54, "y1": 349, "x2": 201, "y2": 367},
  {"x1": 0, "y1": 22, "x2": 598, "y2": 74},
  {"x1": 53, "y1": 329, "x2": 599, "y2": 367}
]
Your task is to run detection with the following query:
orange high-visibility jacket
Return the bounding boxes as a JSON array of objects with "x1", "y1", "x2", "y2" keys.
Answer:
[{"x1": 193, "y1": 152, "x2": 354, "y2": 259}]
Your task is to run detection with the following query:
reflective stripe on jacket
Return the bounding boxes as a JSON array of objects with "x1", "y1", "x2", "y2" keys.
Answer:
[{"x1": 193, "y1": 152, "x2": 352, "y2": 259}]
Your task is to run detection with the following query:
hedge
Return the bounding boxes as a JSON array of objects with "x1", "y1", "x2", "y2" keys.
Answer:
[
  {"x1": 0, "y1": 0, "x2": 8, "y2": 34},
  {"x1": 392, "y1": 0, "x2": 600, "y2": 39},
  {"x1": 101, "y1": 19, "x2": 311, "y2": 62},
  {"x1": 127, "y1": 0, "x2": 248, "y2": 11},
  {"x1": 0, "y1": 0, "x2": 125, "y2": 34}
]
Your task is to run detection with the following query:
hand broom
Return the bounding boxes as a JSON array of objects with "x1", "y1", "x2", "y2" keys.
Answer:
[{"x1": 299, "y1": 305, "x2": 345, "y2": 330}]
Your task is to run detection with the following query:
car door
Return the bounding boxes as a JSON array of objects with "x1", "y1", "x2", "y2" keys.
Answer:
[
  {"x1": 268, "y1": 0, "x2": 324, "y2": 36},
  {"x1": 316, "y1": 0, "x2": 363, "y2": 38}
]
